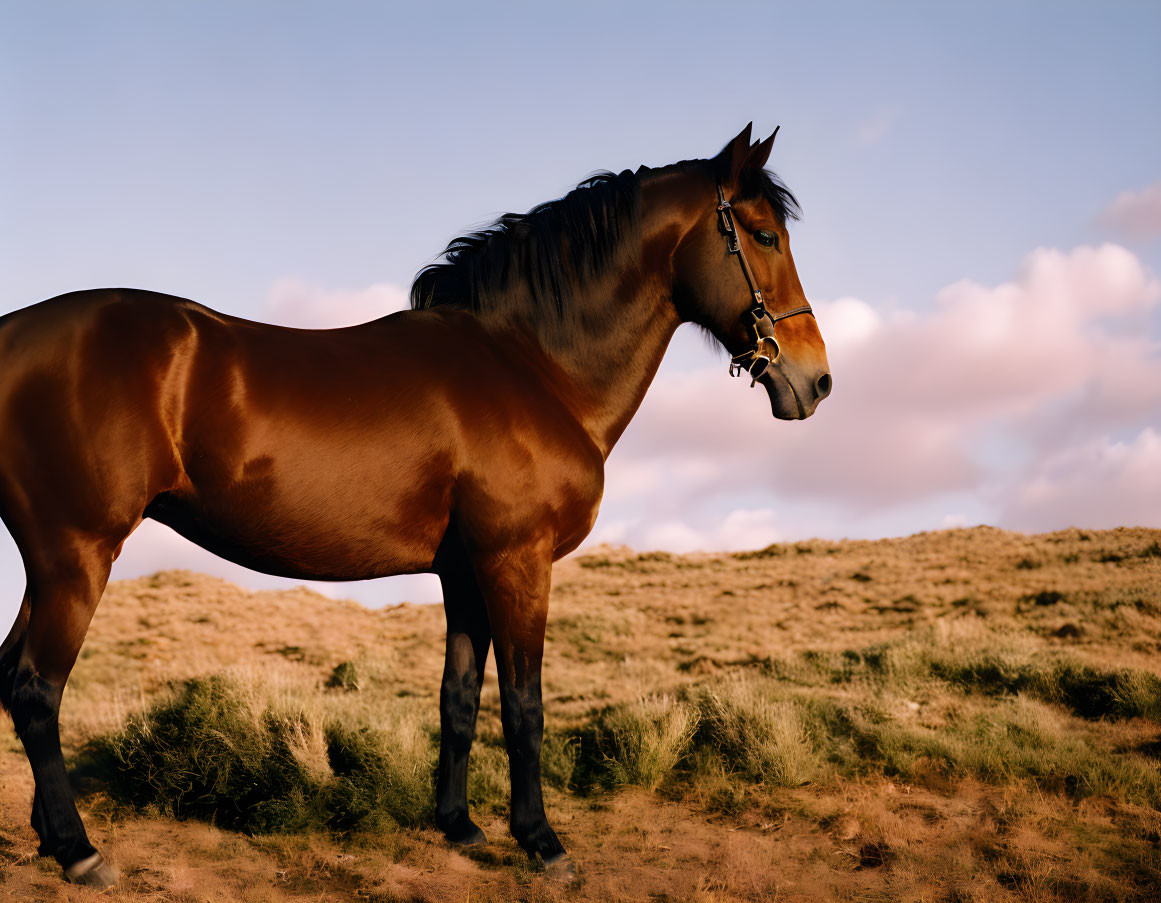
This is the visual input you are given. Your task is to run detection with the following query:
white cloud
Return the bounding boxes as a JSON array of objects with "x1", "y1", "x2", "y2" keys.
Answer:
[
  {"x1": 264, "y1": 277, "x2": 410, "y2": 329},
  {"x1": 1100, "y1": 181, "x2": 1161, "y2": 239},
  {"x1": 812, "y1": 296, "x2": 884, "y2": 354},
  {"x1": 607, "y1": 508, "x2": 783, "y2": 555}
]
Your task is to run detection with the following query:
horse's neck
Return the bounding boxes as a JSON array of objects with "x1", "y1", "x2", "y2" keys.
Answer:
[
  {"x1": 543, "y1": 178, "x2": 690, "y2": 457},
  {"x1": 550, "y1": 281, "x2": 678, "y2": 457}
]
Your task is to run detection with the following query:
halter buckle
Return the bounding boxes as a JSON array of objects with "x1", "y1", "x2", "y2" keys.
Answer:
[{"x1": 716, "y1": 193, "x2": 741, "y2": 255}]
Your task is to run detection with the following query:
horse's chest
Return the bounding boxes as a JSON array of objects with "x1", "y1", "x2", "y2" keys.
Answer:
[{"x1": 453, "y1": 407, "x2": 604, "y2": 557}]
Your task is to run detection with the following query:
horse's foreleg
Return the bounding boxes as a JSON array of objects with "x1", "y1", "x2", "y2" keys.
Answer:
[
  {"x1": 435, "y1": 562, "x2": 491, "y2": 845},
  {"x1": 5, "y1": 531, "x2": 118, "y2": 888},
  {"x1": 474, "y1": 538, "x2": 565, "y2": 866}
]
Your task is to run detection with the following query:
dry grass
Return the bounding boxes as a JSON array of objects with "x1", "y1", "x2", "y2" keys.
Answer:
[
  {"x1": 599, "y1": 694, "x2": 698, "y2": 791},
  {"x1": 0, "y1": 525, "x2": 1159, "y2": 901},
  {"x1": 688, "y1": 676, "x2": 815, "y2": 787}
]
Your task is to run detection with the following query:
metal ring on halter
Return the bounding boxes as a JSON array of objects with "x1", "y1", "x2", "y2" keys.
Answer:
[
  {"x1": 730, "y1": 336, "x2": 782, "y2": 386},
  {"x1": 755, "y1": 334, "x2": 781, "y2": 367}
]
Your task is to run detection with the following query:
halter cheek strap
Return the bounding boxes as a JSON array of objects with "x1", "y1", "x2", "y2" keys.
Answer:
[{"x1": 716, "y1": 183, "x2": 813, "y2": 385}]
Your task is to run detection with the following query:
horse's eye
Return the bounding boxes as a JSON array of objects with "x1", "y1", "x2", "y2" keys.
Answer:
[{"x1": 754, "y1": 230, "x2": 779, "y2": 250}]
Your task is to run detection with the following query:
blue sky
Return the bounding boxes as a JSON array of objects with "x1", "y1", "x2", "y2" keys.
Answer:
[{"x1": 2, "y1": 2, "x2": 1159, "y2": 608}]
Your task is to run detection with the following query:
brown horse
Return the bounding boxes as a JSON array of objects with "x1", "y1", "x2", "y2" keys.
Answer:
[{"x1": 0, "y1": 124, "x2": 829, "y2": 886}]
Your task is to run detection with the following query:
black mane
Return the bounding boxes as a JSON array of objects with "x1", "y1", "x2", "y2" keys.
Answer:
[
  {"x1": 410, "y1": 170, "x2": 641, "y2": 324},
  {"x1": 409, "y1": 160, "x2": 799, "y2": 336}
]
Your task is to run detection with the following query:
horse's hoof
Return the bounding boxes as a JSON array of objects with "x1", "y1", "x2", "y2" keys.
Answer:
[
  {"x1": 441, "y1": 816, "x2": 486, "y2": 847},
  {"x1": 539, "y1": 852, "x2": 578, "y2": 883},
  {"x1": 449, "y1": 824, "x2": 486, "y2": 846},
  {"x1": 63, "y1": 851, "x2": 119, "y2": 889}
]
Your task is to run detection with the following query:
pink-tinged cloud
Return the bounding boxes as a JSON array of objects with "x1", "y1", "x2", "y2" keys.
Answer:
[
  {"x1": 265, "y1": 277, "x2": 410, "y2": 329},
  {"x1": 854, "y1": 244, "x2": 1161, "y2": 420},
  {"x1": 590, "y1": 508, "x2": 783, "y2": 554},
  {"x1": 1100, "y1": 181, "x2": 1161, "y2": 239},
  {"x1": 1002, "y1": 428, "x2": 1161, "y2": 532}
]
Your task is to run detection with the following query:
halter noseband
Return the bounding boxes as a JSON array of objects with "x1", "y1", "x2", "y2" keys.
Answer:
[{"x1": 715, "y1": 183, "x2": 813, "y2": 386}]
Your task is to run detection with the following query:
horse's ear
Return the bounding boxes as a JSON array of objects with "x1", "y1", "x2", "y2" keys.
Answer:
[
  {"x1": 743, "y1": 126, "x2": 779, "y2": 173},
  {"x1": 713, "y1": 122, "x2": 753, "y2": 184}
]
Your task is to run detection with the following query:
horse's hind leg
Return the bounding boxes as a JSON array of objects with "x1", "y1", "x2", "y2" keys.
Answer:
[
  {"x1": 2, "y1": 529, "x2": 119, "y2": 888},
  {"x1": 435, "y1": 558, "x2": 492, "y2": 846}
]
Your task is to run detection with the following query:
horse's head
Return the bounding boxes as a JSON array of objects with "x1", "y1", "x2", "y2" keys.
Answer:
[{"x1": 671, "y1": 124, "x2": 831, "y2": 420}]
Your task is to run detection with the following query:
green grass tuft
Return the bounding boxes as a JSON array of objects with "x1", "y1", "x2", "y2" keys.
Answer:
[
  {"x1": 688, "y1": 677, "x2": 816, "y2": 787},
  {"x1": 805, "y1": 693, "x2": 1161, "y2": 808},
  {"x1": 930, "y1": 652, "x2": 1161, "y2": 721},
  {"x1": 81, "y1": 675, "x2": 435, "y2": 834},
  {"x1": 325, "y1": 661, "x2": 360, "y2": 692},
  {"x1": 324, "y1": 720, "x2": 434, "y2": 830},
  {"x1": 598, "y1": 694, "x2": 697, "y2": 791}
]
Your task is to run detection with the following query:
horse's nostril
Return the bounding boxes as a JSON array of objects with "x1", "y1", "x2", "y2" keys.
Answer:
[{"x1": 815, "y1": 372, "x2": 832, "y2": 399}]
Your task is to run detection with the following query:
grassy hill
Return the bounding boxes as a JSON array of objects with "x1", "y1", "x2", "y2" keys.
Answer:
[{"x1": 0, "y1": 526, "x2": 1159, "y2": 901}]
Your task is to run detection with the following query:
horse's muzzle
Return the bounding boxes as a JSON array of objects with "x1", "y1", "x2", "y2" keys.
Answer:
[{"x1": 760, "y1": 365, "x2": 831, "y2": 420}]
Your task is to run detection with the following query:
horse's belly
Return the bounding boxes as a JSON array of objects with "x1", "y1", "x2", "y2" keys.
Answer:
[{"x1": 149, "y1": 452, "x2": 454, "y2": 581}]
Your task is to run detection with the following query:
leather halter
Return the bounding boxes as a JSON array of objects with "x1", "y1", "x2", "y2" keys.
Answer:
[{"x1": 715, "y1": 183, "x2": 813, "y2": 386}]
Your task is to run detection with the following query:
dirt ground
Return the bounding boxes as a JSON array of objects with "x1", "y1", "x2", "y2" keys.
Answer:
[{"x1": 0, "y1": 525, "x2": 1158, "y2": 902}]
